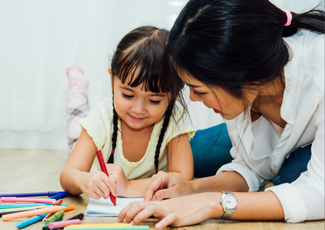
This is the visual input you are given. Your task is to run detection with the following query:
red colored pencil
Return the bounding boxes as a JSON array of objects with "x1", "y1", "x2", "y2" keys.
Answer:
[{"x1": 96, "y1": 150, "x2": 116, "y2": 206}]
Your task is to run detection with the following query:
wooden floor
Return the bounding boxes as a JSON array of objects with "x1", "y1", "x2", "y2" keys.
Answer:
[{"x1": 0, "y1": 149, "x2": 324, "y2": 230}]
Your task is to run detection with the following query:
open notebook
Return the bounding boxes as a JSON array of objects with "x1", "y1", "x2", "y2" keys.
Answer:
[{"x1": 86, "y1": 197, "x2": 143, "y2": 216}]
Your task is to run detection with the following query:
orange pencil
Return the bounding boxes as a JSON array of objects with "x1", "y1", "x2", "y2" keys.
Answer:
[{"x1": 2, "y1": 205, "x2": 74, "y2": 221}]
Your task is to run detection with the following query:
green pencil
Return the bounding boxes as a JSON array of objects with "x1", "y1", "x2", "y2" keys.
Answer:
[
  {"x1": 42, "y1": 214, "x2": 64, "y2": 230},
  {"x1": 44, "y1": 210, "x2": 64, "y2": 225}
]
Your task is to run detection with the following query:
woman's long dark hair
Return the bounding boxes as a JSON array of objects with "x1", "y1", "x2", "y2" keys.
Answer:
[
  {"x1": 108, "y1": 26, "x2": 178, "y2": 173},
  {"x1": 165, "y1": 0, "x2": 325, "y2": 101}
]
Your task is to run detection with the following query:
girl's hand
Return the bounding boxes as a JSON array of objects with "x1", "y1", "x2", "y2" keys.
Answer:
[
  {"x1": 106, "y1": 164, "x2": 130, "y2": 197},
  {"x1": 75, "y1": 171, "x2": 116, "y2": 199},
  {"x1": 144, "y1": 171, "x2": 195, "y2": 201},
  {"x1": 118, "y1": 192, "x2": 223, "y2": 229}
]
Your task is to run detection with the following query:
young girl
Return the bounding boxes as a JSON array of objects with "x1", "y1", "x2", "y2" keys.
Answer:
[
  {"x1": 60, "y1": 26, "x2": 195, "y2": 199},
  {"x1": 118, "y1": 0, "x2": 324, "y2": 228}
]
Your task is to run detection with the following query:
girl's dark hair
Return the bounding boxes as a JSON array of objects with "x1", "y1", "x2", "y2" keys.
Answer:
[
  {"x1": 165, "y1": 0, "x2": 325, "y2": 102},
  {"x1": 108, "y1": 26, "x2": 177, "y2": 173}
]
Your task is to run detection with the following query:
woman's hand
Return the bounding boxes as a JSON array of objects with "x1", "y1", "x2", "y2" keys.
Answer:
[
  {"x1": 118, "y1": 192, "x2": 223, "y2": 229},
  {"x1": 75, "y1": 171, "x2": 115, "y2": 199},
  {"x1": 144, "y1": 171, "x2": 195, "y2": 201}
]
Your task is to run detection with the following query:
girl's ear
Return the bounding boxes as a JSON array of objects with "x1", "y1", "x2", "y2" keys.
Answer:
[{"x1": 108, "y1": 69, "x2": 113, "y2": 91}]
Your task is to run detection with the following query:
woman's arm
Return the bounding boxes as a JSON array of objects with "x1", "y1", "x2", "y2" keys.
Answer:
[
  {"x1": 118, "y1": 190, "x2": 284, "y2": 229},
  {"x1": 143, "y1": 171, "x2": 248, "y2": 201}
]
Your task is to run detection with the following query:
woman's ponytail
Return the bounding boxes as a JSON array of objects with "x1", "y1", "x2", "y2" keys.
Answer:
[{"x1": 283, "y1": 8, "x2": 325, "y2": 37}]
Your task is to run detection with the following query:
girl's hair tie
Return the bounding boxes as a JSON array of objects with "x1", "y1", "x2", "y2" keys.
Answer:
[
  {"x1": 284, "y1": 10, "x2": 292, "y2": 26},
  {"x1": 111, "y1": 150, "x2": 115, "y2": 154}
]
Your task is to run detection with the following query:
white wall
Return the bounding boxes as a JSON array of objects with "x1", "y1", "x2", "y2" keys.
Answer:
[
  {"x1": 3, "y1": 0, "x2": 320, "y2": 150},
  {"x1": 0, "y1": 0, "x2": 223, "y2": 150}
]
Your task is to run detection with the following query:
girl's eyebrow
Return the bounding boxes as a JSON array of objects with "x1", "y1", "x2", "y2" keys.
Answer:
[
  {"x1": 120, "y1": 86, "x2": 133, "y2": 92},
  {"x1": 148, "y1": 93, "x2": 166, "y2": 97},
  {"x1": 119, "y1": 86, "x2": 166, "y2": 97}
]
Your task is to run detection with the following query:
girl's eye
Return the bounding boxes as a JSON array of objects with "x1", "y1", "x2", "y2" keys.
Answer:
[
  {"x1": 149, "y1": 100, "x2": 161, "y2": 105},
  {"x1": 193, "y1": 90, "x2": 206, "y2": 97},
  {"x1": 122, "y1": 93, "x2": 134, "y2": 99}
]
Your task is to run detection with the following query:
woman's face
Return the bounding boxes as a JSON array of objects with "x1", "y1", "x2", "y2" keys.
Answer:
[{"x1": 178, "y1": 71, "x2": 258, "y2": 120}]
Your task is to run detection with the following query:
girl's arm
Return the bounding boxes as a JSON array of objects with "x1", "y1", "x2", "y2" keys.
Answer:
[
  {"x1": 166, "y1": 133, "x2": 194, "y2": 180},
  {"x1": 60, "y1": 128, "x2": 114, "y2": 198},
  {"x1": 114, "y1": 133, "x2": 193, "y2": 198}
]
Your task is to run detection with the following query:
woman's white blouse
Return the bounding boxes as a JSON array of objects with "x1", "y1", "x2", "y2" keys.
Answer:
[{"x1": 217, "y1": 30, "x2": 324, "y2": 222}]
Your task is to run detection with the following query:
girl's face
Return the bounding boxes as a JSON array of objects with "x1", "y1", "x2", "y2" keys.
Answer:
[
  {"x1": 112, "y1": 75, "x2": 169, "y2": 131},
  {"x1": 178, "y1": 71, "x2": 258, "y2": 120}
]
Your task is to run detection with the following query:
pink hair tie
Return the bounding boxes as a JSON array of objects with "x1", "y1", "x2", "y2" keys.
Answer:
[
  {"x1": 111, "y1": 150, "x2": 115, "y2": 154},
  {"x1": 284, "y1": 10, "x2": 292, "y2": 26}
]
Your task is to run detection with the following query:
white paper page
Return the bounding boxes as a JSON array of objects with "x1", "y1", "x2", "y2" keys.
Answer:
[{"x1": 86, "y1": 197, "x2": 143, "y2": 216}]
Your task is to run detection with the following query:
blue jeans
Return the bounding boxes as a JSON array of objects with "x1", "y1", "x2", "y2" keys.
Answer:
[{"x1": 190, "y1": 123, "x2": 312, "y2": 184}]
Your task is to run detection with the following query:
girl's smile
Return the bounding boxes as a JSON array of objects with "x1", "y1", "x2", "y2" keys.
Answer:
[{"x1": 128, "y1": 113, "x2": 146, "y2": 121}]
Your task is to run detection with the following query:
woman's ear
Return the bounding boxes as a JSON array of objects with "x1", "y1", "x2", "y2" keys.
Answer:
[{"x1": 108, "y1": 69, "x2": 113, "y2": 91}]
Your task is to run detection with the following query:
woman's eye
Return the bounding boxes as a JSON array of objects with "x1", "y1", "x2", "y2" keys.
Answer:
[
  {"x1": 149, "y1": 100, "x2": 161, "y2": 105},
  {"x1": 193, "y1": 90, "x2": 206, "y2": 97},
  {"x1": 122, "y1": 93, "x2": 134, "y2": 99}
]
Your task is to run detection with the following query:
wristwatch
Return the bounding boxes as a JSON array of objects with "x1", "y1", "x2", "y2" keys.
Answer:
[{"x1": 219, "y1": 191, "x2": 237, "y2": 219}]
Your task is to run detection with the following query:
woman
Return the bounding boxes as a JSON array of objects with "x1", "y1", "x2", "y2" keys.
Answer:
[{"x1": 117, "y1": 0, "x2": 324, "y2": 228}]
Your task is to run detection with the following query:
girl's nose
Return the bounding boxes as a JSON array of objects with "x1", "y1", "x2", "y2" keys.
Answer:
[{"x1": 132, "y1": 99, "x2": 146, "y2": 114}]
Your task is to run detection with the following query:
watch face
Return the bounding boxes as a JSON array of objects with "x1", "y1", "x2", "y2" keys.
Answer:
[{"x1": 223, "y1": 195, "x2": 237, "y2": 210}]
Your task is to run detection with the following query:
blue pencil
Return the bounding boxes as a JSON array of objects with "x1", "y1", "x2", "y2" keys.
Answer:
[
  {"x1": 49, "y1": 192, "x2": 68, "y2": 200},
  {"x1": 0, "y1": 204, "x2": 53, "y2": 209},
  {"x1": 0, "y1": 191, "x2": 65, "y2": 198},
  {"x1": 16, "y1": 214, "x2": 47, "y2": 229}
]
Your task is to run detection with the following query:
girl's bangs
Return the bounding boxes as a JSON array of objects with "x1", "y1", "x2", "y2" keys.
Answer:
[{"x1": 117, "y1": 41, "x2": 169, "y2": 94}]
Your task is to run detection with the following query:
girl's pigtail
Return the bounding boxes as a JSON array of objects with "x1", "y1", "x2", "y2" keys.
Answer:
[
  {"x1": 154, "y1": 105, "x2": 172, "y2": 173},
  {"x1": 108, "y1": 97, "x2": 118, "y2": 163}
]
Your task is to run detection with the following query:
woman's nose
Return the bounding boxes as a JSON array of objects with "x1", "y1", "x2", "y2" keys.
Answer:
[{"x1": 189, "y1": 88, "x2": 201, "y2": 102}]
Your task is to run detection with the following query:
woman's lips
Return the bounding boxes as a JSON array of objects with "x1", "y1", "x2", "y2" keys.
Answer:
[
  {"x1": 128, "y1": 114, "x2": 146, "y2": 121},
  {"x1": 213, "y1": 109, "x2": 220, "y2": 114}
]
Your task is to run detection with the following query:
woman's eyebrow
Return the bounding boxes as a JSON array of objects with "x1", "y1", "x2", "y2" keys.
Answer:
[{"x1": 186, "y1": 83, "x2": 200, "y2": 88}]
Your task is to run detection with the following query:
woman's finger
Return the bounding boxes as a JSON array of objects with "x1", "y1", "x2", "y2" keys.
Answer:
[
  {"x1": 132, "y1": 203, "x2": 168, "y2": 225},
  {"x1": 144, "y1": 172, "x2": 170, "y2": 201},
  {"x1": 153, "y1": 187, "x2": 180, "y2": 201},
  {"x1": 124, "y1": 202, "x2": 149, "y2": 223},
  {"x1": 155, "y1": 213, "x2": 177, "y2": 230},
  {"x1": 117, "y1": 201, "x2": 138, "y2": 222}
]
